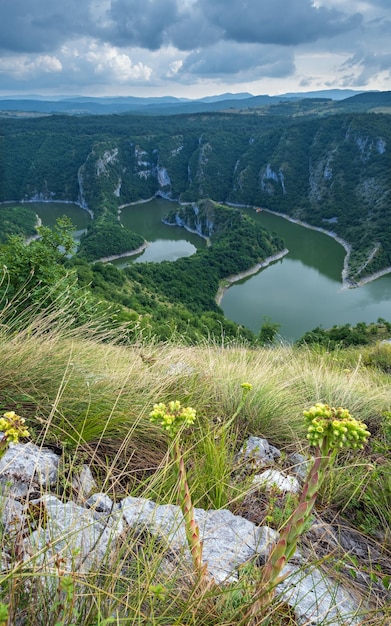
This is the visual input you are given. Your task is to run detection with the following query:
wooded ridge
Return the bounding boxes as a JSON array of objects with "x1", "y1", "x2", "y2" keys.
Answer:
[{"x1": 1, "y1": 110, "x2": 390, "y2": 280}]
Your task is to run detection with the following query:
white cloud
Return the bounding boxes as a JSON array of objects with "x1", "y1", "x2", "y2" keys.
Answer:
[
  {"x1": 39, "y1": 55, "x2": 63, "y2": 73},
  {"x1": 0, "y1": 54, "x2": 62, "y2": 79},
  {"x1": 86, "y1": 44, "x2": 152, "y2": 81},
  {"x1": 0, "y1": 0, "x2": 390, "y2": 96},
  {"x1": 167, "y1": 59, "x2": 184, "y2": 77}
]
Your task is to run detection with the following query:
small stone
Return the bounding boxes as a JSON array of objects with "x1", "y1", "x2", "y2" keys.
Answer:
[
  {"x1": 287, "y1": 452, "x2": 312, "y2": 482},
  {"x1": 86, "y1": 492, "x2": 117, "y2": 513},
  {"x1": 238, "y1": 436, "x2": 281, "y2": 470},
  {"x1": 0, "y1": 442, "x2": 60, "y2": 498},
  {"x1": 252, "y1": 469, "x2": 300, "y2": 494},
  {"x1": 0, "y1": 495, "x2": 24, "y2": 533},
  {"x1": 166, "y1": 362, "x2": 195, "y2": 376},
  {"x1": 71, "y1": 465, "x2": 97, "y2": 500}
]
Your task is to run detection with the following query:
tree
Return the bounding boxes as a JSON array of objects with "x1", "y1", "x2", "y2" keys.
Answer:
[
  {"x1": 0, "y1": 216, "x2": 80, "y2": 317},
  {"x1": 258, "y1": 318, "x2": 281, "y2": 345}
]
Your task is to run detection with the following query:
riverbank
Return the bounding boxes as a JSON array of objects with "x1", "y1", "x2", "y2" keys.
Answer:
[
  {"x1": 228, "y1": 202, "x2": 391, "y2": 290},
  {"x1": 162, "y1": 219, "x2": 211, "y2": 247},
  {"x1": 94, "y1": 241, "x2": 149, "y2": 263},
  {"x1": 215, "y1": 248, "x2": 289, "y2": 306},
  {"x1": 248, "y1": 206, "x2": 357, "y2": 289},
  {"x1": 118, "y1": 191, "x2": 179, "y2": 210},
  {"x1": 0, "y1": 198, "x2": 94, "y2": 220},
  {"x1": 118, "y1": 196, "x2": 156, "y2": 208},
  {"x1": 258, "y1": 208, "x2": 391, "y2": 289},
  {"x1": 354, "y1": 265, "x2": 391, "y2": 287},
  {"x1": 24, "y1": 214, "x2": 42, "y2": 244}
]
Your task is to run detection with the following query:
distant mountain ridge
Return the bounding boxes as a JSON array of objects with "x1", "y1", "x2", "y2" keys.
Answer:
[
  {"x1": 282, "y1": 89, "x2": 365, "y2": 100},
  {"x1": 0, "y1": 89, "x2": 379, "y2": 116}
]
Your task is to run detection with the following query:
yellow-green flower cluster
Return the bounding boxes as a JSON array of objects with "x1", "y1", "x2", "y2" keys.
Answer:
[
  {"x1": 150, "y1": 401, "x2": 196, "y2": 438},
  {"x1": 241, "y1": 382, "x2": 253, "y2": 391},
  {"x1": 304, "y1": 403, "x2": 370, "y2": 450},
  {"x1": 0, "y1": 411, "x2": 30, "y2": 443}
]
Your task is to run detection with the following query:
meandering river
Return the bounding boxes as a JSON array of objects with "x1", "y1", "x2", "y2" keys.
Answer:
[
  {"x1": 115, "y1": 198, "x2": 206, "y2": 265},
  {"x1": 222, "y1": 208, "x2": 391, "y2": 341},
  {"x1": 13, "y1": 199, "x2": 391, "y2": 342}
]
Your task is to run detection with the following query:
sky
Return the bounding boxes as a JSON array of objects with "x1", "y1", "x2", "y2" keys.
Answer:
[{"x1": 0, "y1": 0, "x2": 390, "y2": 99}]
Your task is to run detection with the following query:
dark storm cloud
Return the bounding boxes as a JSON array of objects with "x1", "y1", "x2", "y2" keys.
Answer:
[
  {"x1": 99, "y1": 0, "x2": 221, "y2": 51},
  {"x1": 104, "y1": 0, "x2": 179, "y2": 49},
  {"x1": 100, "y1": 0, "x2": 363, "y2": 51},
  {"x1": 181, "y1": 42, "x2": 294, "y2": 78},
  {"x1": 0, "y1": 0, "x2": 91, "y2": 53},
  {"x1": 1, "y1": 0, "x2": 363, "y2": 55},
  {"x1": 197, "y1": 0, "x2": 362, "y2": 47},
  {"x1": 0, "y1": 0, "x2": 389, "y2": 94}
]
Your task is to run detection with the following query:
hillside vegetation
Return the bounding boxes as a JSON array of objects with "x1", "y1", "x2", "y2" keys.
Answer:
[
  {"x1": 0, "y1": 299, "x2": 390, "y2": 624},
  {"x1": 1, "y1": 110, "x2": 390, "y2": 280},
  {"x1": 0, "y1": 101, "x2": 391, "y2": 623}
]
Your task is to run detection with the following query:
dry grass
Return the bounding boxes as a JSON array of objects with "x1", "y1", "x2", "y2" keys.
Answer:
[{"x1": 0, "y1": 311, "x2": 390, "y2": 624}]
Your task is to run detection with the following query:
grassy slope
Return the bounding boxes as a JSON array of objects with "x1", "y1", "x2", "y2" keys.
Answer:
[{"x1": 1, "y1": 310, "x2": 390, "y2": 624}]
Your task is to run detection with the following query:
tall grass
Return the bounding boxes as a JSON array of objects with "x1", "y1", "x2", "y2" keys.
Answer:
[{"x1": 0, "y1": 304, "x2": 390, "y2": 624}]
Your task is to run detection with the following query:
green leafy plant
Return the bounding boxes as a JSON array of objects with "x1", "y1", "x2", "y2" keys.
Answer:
[
  {"x1": 149, "y1": 400, "x2": 204, "y2": 577},
  {"x1": 149, "y1": 383, "x2": 253, "y2": 581},
  {"x1": 195, "y1": 382, "x2": 253, "y2": 509},
  {"x1": 0, "y1": 602, "x2": 8, "y2": 626},
  {"x1": 0, "y1": 410, "x2": 30, "y2": 460},
  {"x1": 246, "y1": 402, "x2": 370, "y2": 624},
  {"x1": 53, "y1": 572, "x2": 79, "y2": 626}
]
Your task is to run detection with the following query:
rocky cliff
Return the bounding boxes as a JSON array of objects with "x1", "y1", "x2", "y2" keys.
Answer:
[{"x1": 1, "y1": 113, "x2": 390, "y2": 279}]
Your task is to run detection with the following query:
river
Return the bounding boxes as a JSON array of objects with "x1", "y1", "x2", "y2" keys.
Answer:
[
  {"x1": 2, "y1": 201, "x2": 92, "y2": 242},
  {"x1": 221, "y1": 208, "x2": 391, "y2": 341},
  {"x1": 113, "y1": 197, "x2": 206, "y2": 265},
  {"x1": 8, "y1": 199, "x2": 391, "y2": 342}
]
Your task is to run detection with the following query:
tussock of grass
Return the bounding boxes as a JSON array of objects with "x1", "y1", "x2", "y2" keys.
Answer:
[{"x1": 0, "y1": 306, "x2": 390, "y2": 624}]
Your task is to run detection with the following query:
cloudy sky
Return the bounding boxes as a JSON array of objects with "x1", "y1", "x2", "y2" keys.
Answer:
[{"x1": 0, "y1": 0, "x2": 390, "y2": 98}]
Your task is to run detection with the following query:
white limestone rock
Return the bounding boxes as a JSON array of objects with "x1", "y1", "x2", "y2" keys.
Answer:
[
  {"x1": 278, "y1": 563, "x2": 363, "y2": 626},
  {"x1": 71, "y1": 464, "x2": 97, "y2": 500},
  {"x1": 24, "y1": 494, "x2": 123, "y2": 573},
  {"x1": 237, "y1": 436, "x2": 281, "y2": 470},
  {"x1": 120, "y1": 495, "x2": 278, "y2": 584},
  {"x1": 0, "y1": 441, "x2": 59, "y2": 498},
  {"x1": 252, "y1": 469, "x2": 300, "y2": 494}
]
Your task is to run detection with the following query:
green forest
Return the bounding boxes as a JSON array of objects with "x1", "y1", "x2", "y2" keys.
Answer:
[
  {"x1": 0, "y1": 108, "x2": 390, "y2": 343},
  {"x1": 0, "y1": 110, "x2": 390, "y2": 278},
  {"x1": 0, "y1": 205, "x2": 37, "y2": 242}
]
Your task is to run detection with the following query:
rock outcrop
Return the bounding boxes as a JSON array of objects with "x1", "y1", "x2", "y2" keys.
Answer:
[{"x1": 0, "y1": 437, "x2": 387, "y2": 625}]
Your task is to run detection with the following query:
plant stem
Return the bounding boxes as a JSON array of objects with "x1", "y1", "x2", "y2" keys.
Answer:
[
  {"x1": 173, "y1": 440, "x2": 204, "y2": 578},
  {"x1": 245, "y1": 444, "x2": 332, "y2": 624}
]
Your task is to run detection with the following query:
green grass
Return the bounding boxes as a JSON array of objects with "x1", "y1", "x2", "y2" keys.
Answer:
[{"x1": 0, "y1": 305, "x2": 390, "y2": 624}]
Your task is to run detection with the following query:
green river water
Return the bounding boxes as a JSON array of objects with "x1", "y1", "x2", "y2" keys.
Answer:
[{"x1": 12, "y1": 199, "x2": 391, "y2": 341}]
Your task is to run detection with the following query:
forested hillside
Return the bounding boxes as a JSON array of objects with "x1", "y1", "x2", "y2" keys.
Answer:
[
  {"x1": 0, "y1": 111, "x2": 390, "y2": 279},
  {"x1": 1, "y1": 102, "x2": 391, "y2": 626}
]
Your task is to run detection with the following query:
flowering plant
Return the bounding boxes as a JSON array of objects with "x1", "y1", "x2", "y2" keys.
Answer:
[
  {"x1": 247, "y1": 403, "x2": 370, "y2": 624},
  {"x1": 150, "y1": 400, "x2": 203, "y2": 578},
  {"x1": 150, "y1": 384, "x2": 254, "y2": 587},
  {"x1": 149, "y1": 401, "x2": 196, "y2": 437},
  {"x1": 304, "y1": 402, "x2": 370, "y2": 451},
  {"x1": 0, "y1": 411, "x2": 30, "y2": 460}
]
